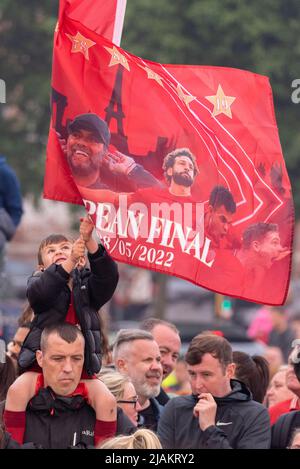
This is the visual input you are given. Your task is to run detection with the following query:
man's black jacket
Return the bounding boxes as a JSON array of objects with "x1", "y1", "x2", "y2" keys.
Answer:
[
  {"x1": 23, "y1": 387, "x2": 96, "y2": 449},
  {"x1": 158, "y1": 380, "x2": 271, "y2": 449},
  {"x1": 18, "y1": 245, "x2": 118, "y2": 375}
]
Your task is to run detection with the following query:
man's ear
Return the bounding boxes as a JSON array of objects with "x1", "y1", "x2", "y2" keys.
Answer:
[
  {"x1": 36, "y1": 350, "x2": 43, "y2": 368},
  {"x1": 252, "y1": 240, "x2": 260, "y2": 253},
  {"x1": 116, "y1": 358, "x2": 127, "y2": 373},
  {"x1": 166, "y1": 167, "x2": 173, "y2": 178},
  {"x1": 226, "y1": 362, "x2": 236, "y2": 380}
]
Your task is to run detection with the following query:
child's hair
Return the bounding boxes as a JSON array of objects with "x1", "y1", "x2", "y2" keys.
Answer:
[
  {"x1": 18, "y1": 302, "x2": 34, "y2": 326},
  {"x1": 98, "y1": 429, "x2": 162, "y2": 449},
  {"x1": 37, "y1": 234, "x2": 73, "y2": 265}
]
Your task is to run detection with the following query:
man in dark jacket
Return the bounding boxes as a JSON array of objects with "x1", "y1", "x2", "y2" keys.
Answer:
[
  {"x1": 158, "y1": 333, "x2": 271, "y2": 449},
  {"x1": 5, "y1": 220, "x2": 118, "y2": 444},
  {"x1": 271, "y1": 342, "x2": 300, "y2": 448},
  {"x1": 6, "y1": 323, "x2": 116, "y2": 448},
  {"x1": 0, "y1": 155, "x2": 23, "y2": 272}
]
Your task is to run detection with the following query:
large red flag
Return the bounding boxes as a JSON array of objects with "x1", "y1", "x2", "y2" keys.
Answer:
[
  {"x1": 44, "y1": 12, "x2": 294, "y2": 305},
  {"x1": 58, "y1": 0, "x2": 127, "y2": 44}
]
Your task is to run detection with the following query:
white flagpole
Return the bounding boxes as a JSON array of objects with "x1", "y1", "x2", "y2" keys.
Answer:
[{"x1": 112, "y1": 0, "x2": 127, "y2": 46}]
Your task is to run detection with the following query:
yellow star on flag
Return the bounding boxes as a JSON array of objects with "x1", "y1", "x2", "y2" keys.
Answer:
[
  {"x1": 176, "y1": 85, "x2": 195, "y2": 108},
  {"x1": 66, "y1": 32, "x2": 96, "y2": 60},
  {"x1": 104, "y1": 46, "x2": 130, "y2": 71},
  {"x1": 139, "y1": 65, "x2": 164, "y2": 87},
  {"x1": 205, "y1": 84, "x2": 236, "y2": 118}
]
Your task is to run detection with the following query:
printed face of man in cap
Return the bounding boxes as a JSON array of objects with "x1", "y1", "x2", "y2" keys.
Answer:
[{"x1": 67, "y1": 128, "x2": 105, "y2": 178}]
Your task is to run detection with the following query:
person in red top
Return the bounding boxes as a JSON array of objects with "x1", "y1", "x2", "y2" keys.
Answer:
[
  {"x1": 269, "y1": 352, "x2": 300, "y2": 425},
  {"x1": 4, "y1": 217, "x2": 117, "y2": 445}
]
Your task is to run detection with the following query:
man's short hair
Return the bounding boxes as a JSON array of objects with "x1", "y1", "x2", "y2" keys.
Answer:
[
  {"x1": 113, "y1": 329, "x2": 154, "y2": 363},
  {"x1": 162, "y1": 148, "x2": 199, "y2": 184},
  {"x1": 185, "y1": 333, "x2": 232, "y2": 370},
  {"x1": 40, "y1": 323, "x2": 84, "y2": 353},
  {"x1": 140, "y1": 318, "x2": 179, "y2": 335},
  {"x1": 242, "y1": 222, "x2": 278, "y2": 250},
  {"x1": 209, "y1": 186, "x2": 236, "y2": 213},
  {"x1": 38, "y1": 234, "x2": 73, "y2": 265}
]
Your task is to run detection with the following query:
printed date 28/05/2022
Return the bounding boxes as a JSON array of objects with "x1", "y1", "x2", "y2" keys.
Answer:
[{"x1": 102, "y1": 237, "x2": 174, "y2": 267}]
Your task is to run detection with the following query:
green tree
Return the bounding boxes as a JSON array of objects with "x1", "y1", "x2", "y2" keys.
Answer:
[{"x1": 0, "y1": 0, "x2": 58, "y2": 198}]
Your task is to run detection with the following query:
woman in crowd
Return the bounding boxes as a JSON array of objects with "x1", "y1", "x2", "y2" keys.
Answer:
[
  {"x1": 266, "y1": 365, "x2": 295, "y2": 408},
  {"x1": 99, "y1": 369, "x2": 139, "y2": 432},
  {"x1": 233, "y1": 351, "x2": 269, "y2": 403}
]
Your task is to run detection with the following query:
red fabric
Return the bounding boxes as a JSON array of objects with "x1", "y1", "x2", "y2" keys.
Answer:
[
  {"x1": 65, "y1": 295, "x2": 77, "y2": 324},
  {"x1": 269, "y1": 397, "x2": 300, "y2": 426},
  {"x1": 210, "y1": 330, "x2": 224, "y2": 337},
  {"x1": 59, "y1": 0, "x2": 125, "y2": 44},
  {"x1": 3, "y1": 410, "x2": 26, "y2": 444},
  {"x1": 94, "y1": 419, "x2": 117, "y2": 447},
  {"x1": 44, "y1": 7, "x2": 294, "y2": 305}
]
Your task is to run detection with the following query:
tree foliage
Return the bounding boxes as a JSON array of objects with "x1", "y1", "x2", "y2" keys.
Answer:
[
  {"x1": 0, "y1": 0, "x2": 299, "y2": 212},
  {"x1": 0, "y1": 0, "x2": 58, "y2": 198}
]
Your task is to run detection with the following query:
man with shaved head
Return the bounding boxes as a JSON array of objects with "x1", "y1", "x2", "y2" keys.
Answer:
[{"x1": 6, "y1": 323, "x2": 114, "y2": 448}]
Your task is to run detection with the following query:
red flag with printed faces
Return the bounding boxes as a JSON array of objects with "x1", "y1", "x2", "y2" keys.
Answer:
[{"x1": 44, "y1": 10, "x2": 294, "y2": 305}]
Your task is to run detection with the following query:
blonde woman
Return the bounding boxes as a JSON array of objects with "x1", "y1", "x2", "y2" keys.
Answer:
[
  {"x1": 98, "y1": 428, "x2": 162, "y2": 449},
  {"x1": 99, "y1": 369, "x2": 139, "y2": 429}
]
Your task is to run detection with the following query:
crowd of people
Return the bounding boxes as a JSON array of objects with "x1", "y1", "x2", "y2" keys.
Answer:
[
  {"x1": 0, "y1": 119, "x2": 298, "y2": 450},
  {"x1": 0, "y1": 210, "x2": 299, "y2": 450}
]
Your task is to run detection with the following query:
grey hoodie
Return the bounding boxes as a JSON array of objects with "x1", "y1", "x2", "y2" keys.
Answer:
[{"x1": 157, "y1": 379, "x2": 271, "y2": 449}]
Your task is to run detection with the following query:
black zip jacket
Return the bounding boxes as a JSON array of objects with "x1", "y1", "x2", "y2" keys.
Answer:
[
  {"x1": 158, "y1": 379, "x2": 271, "y2": 449},
  {"x1": 23, "y1": 387, "x2": 96, "y2": 449},
  {"x1": 18, "y1": 245, "x2": 118, "y2": 375}
]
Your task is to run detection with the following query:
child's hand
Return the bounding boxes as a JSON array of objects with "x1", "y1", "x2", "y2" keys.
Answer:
[
  {"x1": 70, "y1": 238, "x2": 86, "y2": 264},
  {"x1": 80, "y1": 217, "x2": 94, "y2": 243}
]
